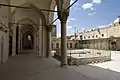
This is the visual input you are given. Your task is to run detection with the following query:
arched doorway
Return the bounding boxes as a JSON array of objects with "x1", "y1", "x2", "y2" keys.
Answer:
[
  {"x1": 22, "y1": 33, "x2": 34, "y2": 50},
  {"x1": 9, "y1": 28, "x2": 13, "y2": 56},
  {"x1": 111, "y1": 41, "x2": 116, "y2": 50},
  {"x1": 9, "y1": 36, "x2": 12, "y2": 56},
  {"x1": 109, "y1": 36, "x2": 117, "y2": 50},
  {"x1": 75, "y1": 43, "x2": 77, "y2": 49}
]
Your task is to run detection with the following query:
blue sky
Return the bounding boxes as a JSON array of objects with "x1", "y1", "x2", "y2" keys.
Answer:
[{"x1": 54, "y1": 0, "x2": 120, "y2": 37}]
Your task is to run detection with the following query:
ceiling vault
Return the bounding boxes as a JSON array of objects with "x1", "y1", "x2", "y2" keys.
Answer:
[{"x1": 0, "y1": 3, "x2": 58, "y2": 12}]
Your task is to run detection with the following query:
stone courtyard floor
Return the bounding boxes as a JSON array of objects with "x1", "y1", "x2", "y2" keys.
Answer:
[
  {"x1": 1, "y1": 51, "x2": 120, "y2": 80},
  {"x1": 0, "y1": 53, "x2": 95, "y2": 80},
  {"x1": 72, "y1": 51, "x2": 120, "y2": 80}
]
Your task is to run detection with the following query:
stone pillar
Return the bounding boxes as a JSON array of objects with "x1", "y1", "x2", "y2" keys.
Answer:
[
  {"x1": 46, "y1": 26, "x2": 52, "y2": 58},
  {"x1": 59, "y1": 11, "x2": 69, "y2": 67},
  {"x1": 12, "y1": 26, "x2": 16, "y2": 56},
  {"x1": 36, "y1": 31, "x2": 39, "y2": 55},
  {"x1": 60, "y1": 20, "x2": 67, "y2": 66},
  {"x1": 20, "y1": 36, "x2": 22, "y2": 51},
  {"x1": 16, "y1": 25, "x2": 19, "y2": 54}
]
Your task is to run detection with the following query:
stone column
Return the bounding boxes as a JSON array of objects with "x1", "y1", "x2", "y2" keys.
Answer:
[
  {"x1": 36, "y1": 31, "x2": 39, "y2": 55},
  {"x1": 59, "y1": 11, "x2": 69, "y2": 67},
  {"x1": 16, "y1": 25, "x2": 19, "y2": 54},
  {"x1": 20, "y1": 36, "x2": 22, "y2": 51},
  {"x1": 60, "y1": 20, "x2": 67, "y2": 66},
  {"x1": 46, "y1": 26, "x2": 52, "y2": 58},
  {"x1": 12, "y1": 26, "x2": 16, "y2": 56}
]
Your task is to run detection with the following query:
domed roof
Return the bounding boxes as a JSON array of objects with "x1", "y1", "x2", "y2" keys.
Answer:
[{"x1": 113, "y1": 17, "x2": 120, "y2": 23}]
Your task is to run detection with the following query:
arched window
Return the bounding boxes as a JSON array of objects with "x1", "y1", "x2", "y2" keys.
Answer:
[
  {"x1": 96, "y1": 35, "x2": 98, "y2": 37},
  {"x1": 56, "y1": 43, "x2": 59, "y2": 48},
  {"x1": 67, "y1": 43, "x2": 69, "y2": 48},
  {"x1": 75, "y1": 43, "x2": 77, "y2": 48},
  {"x1": 70, "y1": 43, "x2": 72, "y2": 48},
  {"x1": 51, "y1": 43, "x2": 53, "y2": 49},
  {"x1": 84, "y1": 36, "x2": 86, "y2": 39},
  {"x1": 28, "y1": 35, "x2": 32, "y2": 40},
  {"x1": 80, "y1": 35, "x2": 82, "y2": 40},
  {"x1": 102, "y1": 34, "x2": 104, "y2": 37}
]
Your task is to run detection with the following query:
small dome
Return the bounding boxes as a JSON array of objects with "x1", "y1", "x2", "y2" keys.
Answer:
[
  {"x1": 108, "y1": 23, "x2": 112, "y2": 26},
  {"x1": 113, "y1": 17, "x2": 120, "y2": 23}
]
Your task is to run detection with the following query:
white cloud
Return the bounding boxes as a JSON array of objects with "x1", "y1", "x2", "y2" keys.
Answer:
[
  {"x1": 74, "y1": 7, "x2": 81, "y2": 11},
  {"x1": 81, "y1": 28, "x2": 85, "y2": 30},
  {"x1": 90, "y1": 7, "x2": 94, "y2": 10},
  {"x1": 70, "y1": 0, "x2": 74, "y2": 5},
  {"x1": 67, "y1": 26, "x2": 72, "y2": 29},
  {"x1": 69, "y1": 18, "x2": 76, "y2": 21},
  {"x1": 79, "y1": 28, "x2": 86, "y2": 32},
  {"x1": 67, "y1": 17, "x2": 76, "y2": 24},
  {"x1": 82, "y1": 0, "x2": 103, "y2": 10},
  {"x1": 82, "y1": 3, "x2": 94, "y2": 10},
  {"x1": 92, "y1": 0, "x2": 102, "y2": 4},
  {"x1": 74, "y1": 24, "x2": 77, "y2": 27},
  {"x1": 90, "y1": 7, "x2": 96, "y2": 10},
  {"x1": 97, "y1": 25, "x2": 107, "y2": 28},
  {"x1": 76, "y1": 2, "x2": 79, "y2": 6},
  {"x1": 88, "y1": 12, "x2": 96, "y2": 16}
]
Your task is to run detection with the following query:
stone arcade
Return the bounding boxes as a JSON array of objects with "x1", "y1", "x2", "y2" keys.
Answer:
[{"x1": 0, "y1": 0, "x2": 71, "y2": 67}]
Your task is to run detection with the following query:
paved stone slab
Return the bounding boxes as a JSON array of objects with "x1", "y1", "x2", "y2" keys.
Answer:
[{"x1": 0, "y1": 53, "x2": 96, "y2": 80}]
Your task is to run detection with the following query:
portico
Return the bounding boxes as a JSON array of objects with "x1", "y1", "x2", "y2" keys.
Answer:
[{"x1": 0, "y1": 0, "x2": 72, "y2": 67}]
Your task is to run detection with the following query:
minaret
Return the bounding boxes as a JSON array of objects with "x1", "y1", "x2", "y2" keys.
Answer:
[{"x1": 74, "y1": 26, "x2": 77, "y2": 39}]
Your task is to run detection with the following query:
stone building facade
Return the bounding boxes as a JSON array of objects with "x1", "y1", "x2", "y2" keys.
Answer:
[{"x1": 52, "y1": 17, "x2": 120, "y2": 51}]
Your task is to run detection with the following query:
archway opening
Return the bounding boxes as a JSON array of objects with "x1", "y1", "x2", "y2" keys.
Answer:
[
  {"x1": 111, "y1": 41, "x2": 116, "y2": 50},
  {"x1": 9, "y1": 36, "x2": 13, "y2": 56},
  {"x1": 22, "y1": 33, "x2": 34, "y2": 50},
  {"x1": 9, "y1": 28, "x2": 13, "y2": 56}
]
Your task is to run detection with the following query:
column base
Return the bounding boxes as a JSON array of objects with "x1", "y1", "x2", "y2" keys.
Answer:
[
  {"x1": 12, "y1": 53, "x2": 16, "y2": 56},
  {"x1": 60, "y1": 64, "x2": 68, "y2": 68},
  {"x1": 37, "y1": 54, "x2": 41, "y2": 56},
  {"x1": 46, "y1": 53, "x2": 52, "y2": 58},
  {"x1": 46, "y1": 56, "x2": 52, "y2": 58}
]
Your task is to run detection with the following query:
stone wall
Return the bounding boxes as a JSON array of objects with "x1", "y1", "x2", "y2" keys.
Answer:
[{"x1": 0, "y1": 31, "x2": 8, "y2": 64}]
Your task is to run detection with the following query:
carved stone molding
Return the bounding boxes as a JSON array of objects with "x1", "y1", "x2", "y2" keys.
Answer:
[
  {"x1": 47, "y1": 26, "x2": 52, "y2": 32},
  {"x1": 0, "y1": 26, "x2": 8, "y2": 33},
  {"x1": 58, "y1": 11, "x2": 69, "y2": 22}
]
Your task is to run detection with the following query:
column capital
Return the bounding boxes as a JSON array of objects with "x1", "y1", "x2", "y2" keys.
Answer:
[
  {"x1": 58, "y1": 11, "x2": 69, "y2": 22},
  {"x1": 47, "y1": 26, "x2": 52, "y2": 32}
]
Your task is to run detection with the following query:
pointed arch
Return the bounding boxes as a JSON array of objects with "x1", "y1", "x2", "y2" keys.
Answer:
[
  {"x1": 18, "y1": 18, "x2": 38, "y2": 33},
  {"x1": 48, "y1": 0, "x2": 57, "y2": 24},
  {"x1": 11, "y1": 2, "x2": 46, "y2": 26}
]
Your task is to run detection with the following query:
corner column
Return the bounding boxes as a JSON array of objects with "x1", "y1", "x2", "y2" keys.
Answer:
[
  {"x1": 61, "y1": 20, "x2": 67, "y2": 66},
  {"x1": 46, "y1": 26, "x2": 52, "y2": 58},
  {"x1": 59, "y1": 11, "x2": 69, "y2": 67}
]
